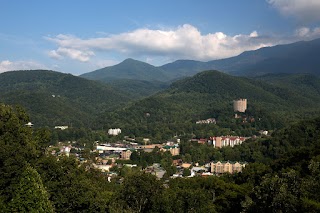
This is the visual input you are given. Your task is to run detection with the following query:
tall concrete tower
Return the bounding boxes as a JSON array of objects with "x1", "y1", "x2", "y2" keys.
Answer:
[{"x1": 233, "y1": 99, "x2": 247, "y2": 112}]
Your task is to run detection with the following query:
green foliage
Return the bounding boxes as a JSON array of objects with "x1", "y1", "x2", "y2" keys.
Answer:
[
  {"x1": 109, "y1": 79, "x2": 169, "y2": 99},
  {"x1": 9, "y1": 164, "x2": 54, "y2": 213},
  {"x1": 111, "y1": 171, "x2": 163, "y2": 213},
  {"x1": 182, "y1": 168, "x2": 191, "y2": 177},
  {"x1": 0, "y1": 104, "x2": 37, "y2": 203},
  {"x1": 102, "y1": 71, "x2": 320, "y2": 141},
  {"x1": 0, "y1": 70, "x2": 131, "y2": 128},
  {"x1": 36, "y1": 155, "x2": 113, "y2": 212},
  {"x1": 243, "y1": 170, "x2": 302, "y2": 212}
]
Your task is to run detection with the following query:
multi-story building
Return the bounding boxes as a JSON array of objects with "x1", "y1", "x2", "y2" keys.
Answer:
[
  {"x1": 161, "y1": 145, "x2": 180, "y2": 156},
  {"x1": 211, "y1": 161, "x2": 246, "y2": 174},
  {"x1": 121, "y1": 150, "x2": 132, "y2": 160},
  {"x1": 209, "y1": 136, "x2": 247, "y2": 148},
  {"x1": 108, "y1": 128, "x2": 121, "y2": 136},
  {"x1": 233, "y1": 98, "x2": 247, "y2": 112}
]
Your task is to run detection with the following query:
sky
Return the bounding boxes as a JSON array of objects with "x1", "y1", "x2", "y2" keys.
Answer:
[{"x1": 1, "y1": 0, "x2": 320, "y2": 75}]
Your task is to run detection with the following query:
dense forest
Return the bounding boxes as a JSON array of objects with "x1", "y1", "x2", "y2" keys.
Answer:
[
  {"x1": 2, "y1": 70, "x2": 320, "y2": 142},
  {"x1": 0, "y1": 70, "x2": 132, "y2": 127},
  {"x1": 1, "y1": 103, "x2": 320, "y2": 212},
  {"x1": 101, "y1": 71, "x2": 320, "y2": 140}
]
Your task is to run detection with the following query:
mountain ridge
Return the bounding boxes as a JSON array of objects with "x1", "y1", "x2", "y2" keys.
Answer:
[{"x1": 81, "y1": 38, "x2": 320, "y2": 82}]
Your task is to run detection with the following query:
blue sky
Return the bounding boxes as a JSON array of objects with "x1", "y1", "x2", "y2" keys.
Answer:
[{"x1": 1, "y1": 0, "x2": 320, "y2": 75}]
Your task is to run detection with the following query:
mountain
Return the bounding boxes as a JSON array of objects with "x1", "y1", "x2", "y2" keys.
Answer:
[
  {"x1": 0, "y1": 70, "x2": 132, "y2": 127},
  {"x1": 161, "y1": 38, "x2": 320, "y2": 77},
  {"x1": 101, "y1": 70, "x2": 320, "y2": 139},
  {"x1": 81, "y1": 58, "x2": 169, "y2": 82},
  {"x1": 81, "y1": 38, "x2": 320, "y2": 83}
]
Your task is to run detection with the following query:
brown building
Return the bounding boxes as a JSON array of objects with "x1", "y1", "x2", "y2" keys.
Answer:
[
  {"x1": 211, "y1": 161, "x2": 246, "y2": 174},
  {"x1": 233, "y1": 99, "x2": 247, "y2": 113},
  {"x1": 121, "y1": 150, "x2": 132, "y2": 160}
]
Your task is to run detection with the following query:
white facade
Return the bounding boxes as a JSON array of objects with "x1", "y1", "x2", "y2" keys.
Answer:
[
  {"x1": 55, "y1": 126, "x2": 68, "y2": 130},
  {"x1": 108, "y1": 128, "x2": 121, "y2": 136}
]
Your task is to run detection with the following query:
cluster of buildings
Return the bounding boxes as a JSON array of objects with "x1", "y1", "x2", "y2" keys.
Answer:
[
  {"x1": 171, "y1": 161, "x2": 247, "y2": 177},
  {"x1": 96, "y1": 141, "x2": 180, "y2": 160}
]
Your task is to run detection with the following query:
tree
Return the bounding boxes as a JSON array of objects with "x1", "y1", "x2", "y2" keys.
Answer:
[
  {"x1": 9, "y1": 164, "x2": 54, "y2": 212},
  {"x1": 112, "y1": 172, "x2": 163, "y2": 212},
  {"x1": 243, "y1": 170, "x2": 302, "y2": 213},
  {"x1": 0, "y1": 104, "x2": 38, "y2": 203},
  {"x1": 182, "y1": 168, "x2": 191, "y2": 177}
]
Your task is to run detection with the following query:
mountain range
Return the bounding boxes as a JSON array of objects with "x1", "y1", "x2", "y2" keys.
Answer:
[{"x1": 81, "y1": 38, "x2": 320, "y2": 82}]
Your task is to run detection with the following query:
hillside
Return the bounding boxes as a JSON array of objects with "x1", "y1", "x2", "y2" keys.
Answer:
[
  {"x1": 0, "y1": 70, "x2": 131, "y2": 127},
  {"x1": 101, "y1": 70, "x2": 320, "y2": 139},
  {"x1": 81, "y1": 58, "x2": 169, "y2": 82},
  {"x1": 109, "y1": 79, "x2": 169, "y2": 99}
]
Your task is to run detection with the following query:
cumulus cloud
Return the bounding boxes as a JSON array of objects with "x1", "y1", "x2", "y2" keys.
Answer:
[
  {"x1": 0, "y1": 60, "x2": 47, "y2": 73},
  {"x1": 294, "y1": 26, "x2": 320, "y2": 39},
  {"x1": 267, "y1": 0, "x2": 320, "y2": 23},
  {"x1": 48, "y1": 47, "x2": 94, "y2": 62},
  {"x1": 46, "y1": 24, "x2": 274, "y2": 62}
]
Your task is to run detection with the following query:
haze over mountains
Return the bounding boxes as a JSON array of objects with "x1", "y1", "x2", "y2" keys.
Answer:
[{"x1": 81, "y1": 38, "x2": 320, "y2": 82}]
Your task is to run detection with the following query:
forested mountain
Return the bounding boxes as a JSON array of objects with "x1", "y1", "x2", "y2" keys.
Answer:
[
  {"x1": 161, "y1": 38, "x2": 320, "y2": 77},
  {"x1": 0, "y1": 70, "x2": 132, "y2": 127},
  {"x1": 81, "y1": 38, "x2": 320, "y2": 83},
  {"x1": 101, "y1": 70, "x2": 320, "y2": 139},
  {"x1": 253, "y1": 73, "x2": 320, "y2": 100},
  {"x1": 81, "y1": 58, "x2": 169, "y2": 82},
  {"x1": 109, "y1": 79, "x2": 170, "y2": 99}
]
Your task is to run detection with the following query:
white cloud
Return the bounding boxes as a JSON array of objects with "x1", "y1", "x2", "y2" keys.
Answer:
[
  {"x1": 267, "y1": 0, "x2": 320, "y2": 23},
  {"x1": 0, "y1": 60, "x2": 48, "y2": 73},
  {"x1": 46, "y1": 24, "x2": 273, "y2": 62},
  {"x1": 250, "y1": 31, "x2": 259, "y2": 38},
  {"x1": 48, "y1": 47, "x2": 94, "y2": 62},
  {"x1": 294, "y1": 26, "x2": 320, "y2": 38}
]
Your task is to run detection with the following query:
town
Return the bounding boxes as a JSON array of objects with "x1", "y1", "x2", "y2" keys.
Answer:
[{"x1": 46, "y1": 98, "x2": 261, "y2": 180}]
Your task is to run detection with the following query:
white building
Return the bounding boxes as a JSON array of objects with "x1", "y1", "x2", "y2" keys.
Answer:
[
  {"x1": 55, "y1": 126, "x2": 69, "y2": 130},
  {"x1": 209, "y1": 136, "x2": 248, "y2": 148},
  {"x1": 108, "y1": 128, "x2": 121, "y2": 136}
]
